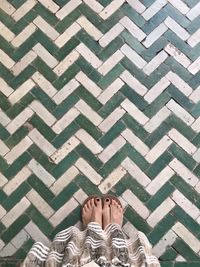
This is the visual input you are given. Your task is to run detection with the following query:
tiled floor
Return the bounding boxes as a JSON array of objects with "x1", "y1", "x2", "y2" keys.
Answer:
[{"x1": 0, "y1": 0, "x2": 200, "y2": 266}]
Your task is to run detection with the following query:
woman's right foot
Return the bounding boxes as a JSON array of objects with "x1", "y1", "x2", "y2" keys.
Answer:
[
  {"x1": 110, "y1": 199, "x2": 123, "y2": 227},
  {"x1": 102, "y1": 197, "x2": 123, "y2": 229}
]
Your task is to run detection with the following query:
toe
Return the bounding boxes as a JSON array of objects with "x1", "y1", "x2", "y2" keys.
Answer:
[
  {"x1": 104, "y1": 197, "x2": 111, "y2": 207},
  {"x1": 95, "y1": 197, "x2": 101, "y2": 207},
  {"x1": 90, "y1": 198, "x2": 95, "y2": 208}
]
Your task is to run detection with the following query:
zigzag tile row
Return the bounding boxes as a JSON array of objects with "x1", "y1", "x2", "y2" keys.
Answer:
[{"x1": 1, "y1": 0, "x2": 200, "y2": 264}]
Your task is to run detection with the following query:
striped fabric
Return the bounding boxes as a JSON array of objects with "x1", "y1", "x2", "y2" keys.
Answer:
[{"x1": 21, "y1": 223, "x2": 160, "y2": 267}]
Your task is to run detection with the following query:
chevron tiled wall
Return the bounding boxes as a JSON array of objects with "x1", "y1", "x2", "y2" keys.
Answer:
[{"x1": 0, "y1": 0, "x2": 200, "y2": 266}]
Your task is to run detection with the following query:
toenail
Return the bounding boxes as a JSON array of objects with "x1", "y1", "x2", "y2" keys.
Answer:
[
  {"x1": 106, "y1": 198, "x2": 109, "y2": 202},
  {"x1": 96, "y1": 198, "x2": 100, "y2": 201}
]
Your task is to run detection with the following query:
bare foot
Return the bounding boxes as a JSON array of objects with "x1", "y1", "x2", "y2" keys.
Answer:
[
  {"x1": 110, "y1": 199, "x2": 123, "y2": 227},
  {"x1": 102, "y1": 197, "x2": 111, "y2": 229},
  {"x1": 82, "y1": 197, "x2": 102, "y2": 227}
]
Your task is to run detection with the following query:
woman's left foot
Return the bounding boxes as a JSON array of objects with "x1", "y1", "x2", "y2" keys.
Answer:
[{"x1": 82, "y1": 197, "x2": 102, "y2": 227}]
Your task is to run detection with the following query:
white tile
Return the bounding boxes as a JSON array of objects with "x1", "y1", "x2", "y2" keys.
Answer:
[
  {"x1": 144, "y1": 77, "x2": 170, "y2": 104},
  {"x1": 172, "y1": 190, "x2": 200, "y2": 220},
  {"x1": 98, "y1": 107, "x2": 125, "y2": 133},
  {"x1": 49, "y1": 198, "x2": 78, "y2": 227},
  {"x1": 8, "y1": 79, "x2": 35, "y2": 105},
  {"x1": 186, "y1": 2, "x2": 200, "y2": 20},
  {"x1": 11, "y1": 51, "x2": 37, "y2": 76},
  {"x1": 121, "y1": 157, "x2": 151, "y2": 187},
  {"x1": 191, "y1": 117, "x2": 200, "y2": 132},
  {"x1": 0, "y1": 21, "x2": 15, "y2": 42},
  {"x1": 145, "y1": 135, "x2": 172, "y2": 163},
  {"x1": 11, "y1": 230, "x2": 30, "y2": 249},
  {"x1": 26, "y1": 189, "x2": 54, "y2": 218},
  {"x1": 25, "y1": 222, "x2": 50, "y2": 246},
  {"x1": 100, "y1": 0, "x2": 125, "y2": 20},
  {"x1": 165, "y1": 43, "x2": 191, "y2": 68},
  {"x1": 29, "y1": 128, "x2": 56, "y2": 156},
  {"x1": 164, "y1": 17, "x2": 190, "y2": 40},
  {"x1": 30, "y1": 100, "x2": 56, "y2": 126},
  {"x1": 4, "y1": 137, "x2": 33, "y2": 164},
  {"x1": 3, "y1": 166, "x2": 31, "y2": 195},
  {"x1": 54, "y1": 50, "x2": 79, "y2": 76},
  {"x1": 166, "y1": 71, "x2": 192, "y2": 95},
  {"x1": 75, "y1": 129, "x2": 103, "y2": 154},
  {"x1": 168, "y1": 128, "x2": 197, "y2": 155},
  {"x1": 1, "y1": 197, "x2": 30, "y2": 227},
  {"x1": 98, "y1": 166, "x2": 126, "y2": 194},
  {"x1": 168, "y1": 0, "x2": 189, "y2": 14},
  {"x1": 0, "y1": 49, "x2": 15, "y2": 69},
  {"x1": 153, "y1": 230, "x2": 177, "y2": 257},
  {"x1": 0, "y1": 0, "x2": 15, "y2": 15},
  {"x1": 188, "y1": 55, "x2": 200, "y2": 75},
  {"x1": 53, "y1": 79, "x2": 79, "y2": 104},
  {"x1": 126, "y1": 0, "x2": 146, "y2": 13},
  {"x1": 143, "y1": 50, "x2": 168, "y2": 75},
  {"x1": 50, "y1": 166, "x2": 79, "y2": 195},
  {"x1": 52, "y1": 107, "x2": 80, "y2": 134},
  {"x1": 121, "y1": 128, "x2": 149, "y2": 156},
  {"x1": 169, "y1": 158, "x2": 199, "y2": 187},
  {"x1": 166, "y1": 99, "x2": 195, "y2": 126},
  {"x1": 120, "y1": 16, "x2": 146, "y2": 41},
  {"x1": 0, "y1": 173, "x2": 8, "y2": 188},
  {"x1": 77, "y1": 16, "x2": 103, "y2": 40},
  {"x1": 147, "y1": 197, "x2": 175, "y2": 227},
  {"x1": 75, "y1": 158, "x2": 102, "y2": 185},
  {"x1": 189, "y1": 86, "x2": 200, "y2": 103},
  {"x1": 50, "y1": 136, "x2": 80, "y2": 164},
  {"x1": 76, "y1": 43, "x2": 102, "y2": 68},
  {"x1": 142, "y1": 0, "x2": 167, "y2": 20},
  {"x1": 7, "y1": 122, "x2": 27, "y2": 147},
  {"x1": 120, "y1": 70, "x2": 147, "y2": 95},
  {"x1": 98, "y1": 78, "x2": 124, "y2": 104},
  {"x1": 11, "y1": 23, "x2": 36, "y2": 47},
  {"x1": 33, "y1": 16, "x2": 59, "y2": 40},
  {"x1": 75, "y1": 71, "x2": 101, "y2": 97},
  {"x1": 0, "y1": 78, "x2": 13, "y2": 97},
  {"x1": 172, "y1": 222, "x2": 200, "y2": 253},
  {"x1": 28, "y1": 159, "x2": 55, "y2": 187},
  {"x1": 0, "y1": 140, "x2": 10, "y2": 157},
  {"x1": 121, "y1": 44, "x2": 147, "y2": 68},
  {"x1": 55, "y1": 22, "x2": 81, "y2": 48},
  {"x1": 83, "y1": 0, "x2": 103, "y2": 13},
  {"x1": 144, "y1": 106, "x2": 171, "y2": 133},
  {"x1": 98, "y1": 50, "x2": 124, "y2": 75},
  {"x1": 32, "y1": 72, "x2": 57, "y2": 97},
  {"x1": 0, "y1": 243, "x2": 16, "y2": 257},
  {"x1": 75, "y1": 100, "x2": 103, "y2": 126},
  {"x1": 0, "y1": 108, "x2": 10, "y2": 126},
  {"x1": 0, "y1": 205, "x2": 6, "y2": 220},
  {"x1": 143, "y1": 23, "x2": 168, "y2": 48},
  {"x1": 99, "y1": 23, "x2": 124, "y2": 47},
  {"x1": 193, "y1": 148, "x2": 200, "y2": 163},
  {"x1": 121, "y1": 99, "x2": 149, "y2": 125},
  {"x1": 73, "y1": 188, "x2": 88, "y2": 205},
  {"x1": 33, "y1": 43, "x2": 58, "y2": 68},
  {"x1": 98, "y1": 136, "x2": 126, "y2": 163},
  {"x1": 122, "y1": 189, "x2": 150, "y2": 219},
  {"x1": 146, "y1": 166, "x2": 175, "y2": 195},
  {"x1": 12, "y1": 0, "x2": 37, "y2": 21},
  {"x1": 56, "y1": 0, "x2": 82, "y2": 20}
]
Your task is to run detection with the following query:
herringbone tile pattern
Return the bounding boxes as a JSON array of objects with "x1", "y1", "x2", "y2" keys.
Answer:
[{"x1": 0, "y1": 0, "x2": 200, "y2": 265}]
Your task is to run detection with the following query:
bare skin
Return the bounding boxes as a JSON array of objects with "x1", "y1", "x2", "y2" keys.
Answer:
[
  {"x1": 82, "y1": 197, "x2": 102, "y2": 228},
  {"x1": 102, "y1": 198, "x2": 123, "y2": 229}
]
